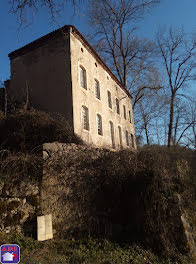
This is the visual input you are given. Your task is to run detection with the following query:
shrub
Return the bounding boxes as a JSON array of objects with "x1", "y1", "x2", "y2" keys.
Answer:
[
  {"x1": 0, "y1": 152, "x2": 43, "y2": 181},
  {"x1": 0, "y1": 108, "x2": 83, "y2": 152},
  {"x1": 44, "y1": 145, "x2": 195, "y2": 259}
]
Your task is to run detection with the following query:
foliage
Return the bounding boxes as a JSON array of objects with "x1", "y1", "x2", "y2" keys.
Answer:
[
  {"x1": 0, "y1": 107, "x2": 195, "y2": 261},
  {"x1": 43, "y1": 144, "x2": 196, "y2": 260},
  {"x1": 0, "y1": 108, "x2": 83, "y2": 152},
  {"x1": 0, "y1": 232, "x2": 191, "y2": 263},
  {"x1": 0, "y1": 152, "x2": 43, "y2": 182}
]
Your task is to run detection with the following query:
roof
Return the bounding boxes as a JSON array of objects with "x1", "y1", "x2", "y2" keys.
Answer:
[{"x1": 8, "y1": 25, "x2": 132, "y2": 99}]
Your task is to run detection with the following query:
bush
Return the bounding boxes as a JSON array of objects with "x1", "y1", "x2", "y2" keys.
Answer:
[
  {"x1": 44, "y1": 145, "x2": 195, "y2": 259},
  {"x1": 0, "y1": 108, "x2": 83, "y2": 152},
  {"x1": 0, "y1": 152, "x2": 43, "y2": 182}
]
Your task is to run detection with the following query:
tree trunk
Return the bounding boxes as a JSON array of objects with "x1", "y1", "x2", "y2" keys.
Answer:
[
  {"x1": 168, "y1": 93, "x2": 175, "y2": 147},
  {"x1": 144, "y1": 123, "x2": 150, "y2": 145},
  {"x1": 143, "y1": 113, "x2": 150, "y2": 145}
]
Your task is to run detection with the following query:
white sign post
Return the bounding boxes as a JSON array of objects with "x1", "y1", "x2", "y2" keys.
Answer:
[{"x1": 37, "y1": 214, "x2": 53, "y2": 241}]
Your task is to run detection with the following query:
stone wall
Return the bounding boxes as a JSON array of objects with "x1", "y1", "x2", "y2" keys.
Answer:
[
  {"x1": 41, "y1": 142, "x2": 110, "y2": 237},
  {"x1": 0, "y1": 142, "x2": 108, "y2": 237},
  {"x1": 0, "y1": 178, "x2": 40, "y2": 237},
  {"x1": 0, "y1": 142, "x2": 195, "y2": 260},
  {"x1": 41, "y1": 142, "x2": 196, "y2": 260}
]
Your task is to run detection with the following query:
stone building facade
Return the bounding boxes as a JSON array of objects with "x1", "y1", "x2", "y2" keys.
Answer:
[{"x1": 8, "y1": 25, "x2": 136, "y2": 150}]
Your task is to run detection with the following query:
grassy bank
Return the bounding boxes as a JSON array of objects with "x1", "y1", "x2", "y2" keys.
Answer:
[{"x1": 0, "y1": 233, "x2": 191, "y2": 264}]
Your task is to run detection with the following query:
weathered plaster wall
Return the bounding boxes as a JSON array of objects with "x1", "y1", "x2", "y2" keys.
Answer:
[
  {"x1": 8, "y1": 26, "x2": 136, "y2": 149},
  {"x1": 9, "y1": 32, "x2": 73, "y2": 125},
  {"x1": 70, "y1": 32, "x2": 136, "y2": 150}
]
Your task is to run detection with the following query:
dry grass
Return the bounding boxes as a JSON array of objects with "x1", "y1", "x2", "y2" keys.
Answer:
[{"x1": 0, "y1": 232, "x2": 191, "y2": 264}]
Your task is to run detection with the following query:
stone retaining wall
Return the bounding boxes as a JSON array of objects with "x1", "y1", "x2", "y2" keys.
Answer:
[
  {"x1": 0, "y1": 142, "x2": 110, "y2": 237},
  {"x1": 0, "y1": 179, "x2": 40, "y2": 237},
  {"x1": 0, "y1": 142, "x2": 195, "y2": 261},
  {"x1": 41, "y1": 142, "x2": 110, "y2": 237}
]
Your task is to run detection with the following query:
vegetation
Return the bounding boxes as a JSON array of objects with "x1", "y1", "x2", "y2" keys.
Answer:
[
  {"x1": 0, "y1": 152, "x2": 43, "y2": 182},
  {"x1": 9, "y1": 0, "x2": 80, "y2": 26},
  {"x1": 1, "y1": 0, "x2": 195, "y2": 261},
  {"x1": 2, "y1": 0, "x2": 196, "y2": 147},
  {"x1": 88, "y1": 1, "x2": 196, "y2": 148},
  {"x1": 44, "y1": 144, "x2": 196, "y2": 258},
  {"x1": 0, "y1": 108, "x2": 83, "y2": 152},
  {"x1": 0, "y1": 108, "x2": 195, "y2": 263},
  {"x1": 0, "y1": 232, "x2": 191, "y2": 264}
]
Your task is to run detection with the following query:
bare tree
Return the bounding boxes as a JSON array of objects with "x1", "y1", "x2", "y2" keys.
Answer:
[
  {"x1": 134, "y1": 86, "x2": 166, "y2": 145},
  {"x1": 9, "y1": 0, "x2": 81, "y2": 26},
  {"x1": 88, "y1": 0, "x2": 165, "y2": 148},
  {"x1": 88, "y1": 0, "x2": 164, "y2": 147},
  {"x1": 190, "y1": 101, "x2": 196, "y2": 149},
  {"x1": 156, "y1": 26, "x2": 196, "y2": 147},
  {"x1": 173, "y1": 99, "x2": 196, "y2": 148},
  {"x1": 88, "y1": 0, "x2": 161, "y2": 98},
  {"x1": 189, "y1": 104, "x2": 196, "y2": 149}
]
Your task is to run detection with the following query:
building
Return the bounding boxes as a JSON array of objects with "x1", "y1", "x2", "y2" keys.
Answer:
[{"x1": 8, "y1": 25, "x2": 136, "y2": 150}]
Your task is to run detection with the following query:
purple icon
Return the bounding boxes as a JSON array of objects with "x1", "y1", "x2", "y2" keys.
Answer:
[{"x1": 0, "y1": 244, "x2": 20, "y2": 264}]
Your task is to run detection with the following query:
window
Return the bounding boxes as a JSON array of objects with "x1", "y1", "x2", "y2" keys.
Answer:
[
  {"x1": 130, "y1": 133, "x2": 135, "y2": 148},
  {"x1": 118, "y1": 126, "x2": 122, "y2": 147},
  {"x1": 109, "y1": 121, "x2": 115, "y2": 148},
  {"x1": 107, "y1": 91, "x2": 112, "y2": 109},
  {"x1": 129, "y1": 110, "x2": 132, "y2": 123},
  {"x1": 123, "y1": 105, "x2": 126, "y2": 119},
  {"x1": 97, "y1": 114, "x2": 103, "y2": 135},
  {"x1": 116, "y1": 98, "x2": 120, "y2": 114},
  {"x1": 95, "y1": 79, "x2": 100, "y2": 99},
  {"x1": 82, "y1": 106, "x2": 89, "y2": 130},
  {"x1": 125, "y1": 130, "x2": 129, "y2": 146},
  {"x1": 80, "y1": 66, "x2": 87, "y2": 89}
]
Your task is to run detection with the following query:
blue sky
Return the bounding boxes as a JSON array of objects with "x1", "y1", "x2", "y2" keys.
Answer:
[{"x1": 1, "y1": 0, "x2": 196, "y2": 83}]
